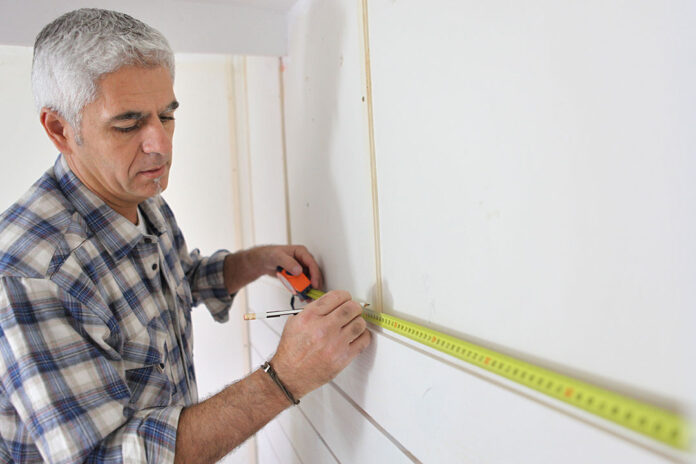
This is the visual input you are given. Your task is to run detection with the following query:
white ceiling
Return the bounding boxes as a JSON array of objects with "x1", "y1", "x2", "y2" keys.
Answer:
[
  {"x1": 0, "y1": 0, "x2": 295, "y2": 55},
  {"x1": 182, "y1": 0, "x2": 299, "y2": 12}
]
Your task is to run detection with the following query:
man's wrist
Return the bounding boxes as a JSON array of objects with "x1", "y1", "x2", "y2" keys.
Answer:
[
  {"x1": 223, "y1": 249, "x2": 263, "y2": 295},
  {"x1": 255, "y1": 365, "x2": 297, "y2": 408},
  {"x1": 261, "y1": 362, "x2": 299, "y2": 405}
]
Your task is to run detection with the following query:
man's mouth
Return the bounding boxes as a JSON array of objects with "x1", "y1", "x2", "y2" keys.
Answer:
[{"x1": 139, "y1": 165, "x2": 166, "y2": 178}]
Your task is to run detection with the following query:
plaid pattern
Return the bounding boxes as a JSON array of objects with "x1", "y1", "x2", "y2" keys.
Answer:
[{"x1": 0, "y1": 155, "x2": 234, "y2": 463}]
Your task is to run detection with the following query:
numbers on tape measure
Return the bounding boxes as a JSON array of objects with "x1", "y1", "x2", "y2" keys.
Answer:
[{"x1": 361, "y1": 309, "x2": 690, "y2": 451}]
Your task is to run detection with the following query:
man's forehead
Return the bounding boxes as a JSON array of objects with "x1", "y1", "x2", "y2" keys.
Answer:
[{"x1": 95, "y1": 65, "x2": 175, "y2": 115}]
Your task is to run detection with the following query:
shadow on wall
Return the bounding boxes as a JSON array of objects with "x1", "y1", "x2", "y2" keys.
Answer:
[
  {"x1": 283, "y1": 0, "x2": 375, "y2": 458},
  {"x1": 285, "y1": 0, "x2": 351, "y2": 301}
]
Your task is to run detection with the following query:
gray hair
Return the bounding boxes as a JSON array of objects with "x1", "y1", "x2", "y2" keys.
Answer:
[{"x1": 31, "y1": 8, "x2": 175, "y2": 133}]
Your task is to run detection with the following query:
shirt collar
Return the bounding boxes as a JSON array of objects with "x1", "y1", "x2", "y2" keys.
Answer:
[
  {"x1": 54, "y1": 154, "x2": 168, "y2": 261},
  {"x1": 138, "y1": 195, "x2": 168, "y2": 238}
]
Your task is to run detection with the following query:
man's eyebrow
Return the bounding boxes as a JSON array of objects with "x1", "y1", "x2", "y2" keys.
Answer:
[
  {"x1": 110, "y1": 111, "x2": 145, "y2": 122},
  {"x1": 108, "y1": 101, "x2": 178, "y2": 123},
  {"x1": 161, "y1": 100, "x2": 179, "y2": 113}
]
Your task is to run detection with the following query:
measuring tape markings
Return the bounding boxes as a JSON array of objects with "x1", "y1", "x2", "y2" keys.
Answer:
[
  {"x1": 306, "y1": 288, "x2": 691, "y2": 451},
  {"x1": 364, "y1": 309, "x2": 691, "y2": 451}
]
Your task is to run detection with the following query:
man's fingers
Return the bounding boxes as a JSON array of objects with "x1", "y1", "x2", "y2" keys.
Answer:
[
  {"x1": 274, "y1": 251, "x2": 303, "y2": 276},
  {"x1": 349, "y1": 329, "x2": 372, "y2": 356},
  {"x1": 271, "y1": 245, "x2": 322, "y2": 289},
  {"x1": 307, "y1": 290, "x2": 352, "y2": 316},
  {"x1": 329, "y1": 300, "x2": 363, "y2": 326},
  {"x1": 341, "y1": 314, "x2": 368, "y2": 343},
  {"x1": 293, "y1": 246, "x2": 323, "y2": 289}
]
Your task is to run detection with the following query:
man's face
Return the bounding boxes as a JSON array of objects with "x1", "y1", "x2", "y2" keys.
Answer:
[{"x1": 66, "y1": 65, "x2": 178, "y2": 209}]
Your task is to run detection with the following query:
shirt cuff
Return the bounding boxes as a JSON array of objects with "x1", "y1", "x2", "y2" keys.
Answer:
[{"x1": 195, "y1": 250, "x2": 234, "y2": 323}]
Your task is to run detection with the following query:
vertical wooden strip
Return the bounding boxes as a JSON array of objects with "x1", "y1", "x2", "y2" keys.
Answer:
[
  {"x1": 242, "y1": 57, "x2": 258, "y2": 246},
  {"x1": 225, "y1": 56, "x2": 257, "y2": 464},
  {"x1": 360, "y1": 0, "x2": 383, "y2": 312},
  {"x1": 278, "y1": 57, "x2": 293, "y2": 245},
  {"x1": 226, "y1": 56, "x2": 244, "y2": 253}
]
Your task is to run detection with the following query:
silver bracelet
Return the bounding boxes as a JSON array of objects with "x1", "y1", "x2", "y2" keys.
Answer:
[{"x1": 261, "y1": 361, "x2": 299, "y2": 405}]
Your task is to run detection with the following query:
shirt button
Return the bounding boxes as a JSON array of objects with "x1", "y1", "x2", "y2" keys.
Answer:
[{"x1": 152, "y1": 263, "x2": 158, "y2": 271}]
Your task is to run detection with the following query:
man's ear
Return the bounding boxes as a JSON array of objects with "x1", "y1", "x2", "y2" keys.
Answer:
[{"x1": 40, "y1": 108, "x2": 76, "y2": 155}]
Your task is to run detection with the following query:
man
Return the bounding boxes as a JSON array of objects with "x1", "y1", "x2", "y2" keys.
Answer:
[{"x1": 0, "y1": 8, "x2": 371, "y2": 463}]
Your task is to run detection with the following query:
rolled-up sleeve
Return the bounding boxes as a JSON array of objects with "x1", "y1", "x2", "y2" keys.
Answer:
[
  {"x1": 181, "y1": 248, "x2": 234, "y2": 323},
  {"x1": 0, "y1": 277, "x2": 181, "y2": 463}
]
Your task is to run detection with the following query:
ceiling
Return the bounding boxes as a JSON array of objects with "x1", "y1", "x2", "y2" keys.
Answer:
[
  {"x1": 182, "y1": 0, "x2": 299, "y2": 12},
  {"x1": 0, "y1": 0, "x2": 297, "y2": 55}
]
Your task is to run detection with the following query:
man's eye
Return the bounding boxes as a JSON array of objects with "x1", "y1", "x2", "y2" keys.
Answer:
[
  {"x1": 114, "y1": 125, "x2": 139, "y2": 133},
  {"x1": 160, "y1": 115, "x2": 175, "y2": 123}
]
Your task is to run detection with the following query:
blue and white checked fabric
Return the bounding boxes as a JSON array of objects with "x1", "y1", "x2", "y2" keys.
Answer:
[{"x1": 0, "y1": 155, "x2": 234, "y2": 463}]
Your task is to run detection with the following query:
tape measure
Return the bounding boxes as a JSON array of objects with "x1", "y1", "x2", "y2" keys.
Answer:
[
  {"x1": 276, "y1": 267, "x2": 313, "y2": 299},
  {"x1": 359, "y1": 308, "x2": 691, "y2": 452},
  {"x1": 276, "y1": 269, "x2": 692, "y2": 451}
]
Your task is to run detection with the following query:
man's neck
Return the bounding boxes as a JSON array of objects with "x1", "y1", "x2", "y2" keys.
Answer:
[{"x1": 63, "y1": 154, "x2": 139, "y2": 224}]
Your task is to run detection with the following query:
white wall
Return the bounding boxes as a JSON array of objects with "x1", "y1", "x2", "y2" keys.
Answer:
[
  {"x1": 281, "y1": 0, "x2": 378, "y2": 301},
  {"x1": 368, "y1": 0, "x2": 696, "y2": 406},
  {"x1": 0, "y1": 46, "x2": 56, "y2": 212},
  {"x1": 242, "y1": 0, "x2": 695, "y2": 462},
  {"x1": 0, "y1": 46, "x2": 254, "y2": 463}
]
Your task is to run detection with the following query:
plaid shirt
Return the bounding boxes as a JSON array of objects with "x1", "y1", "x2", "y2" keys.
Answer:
[{"x1": 0, "y1": 155, "x2": 234, "y2": 463}]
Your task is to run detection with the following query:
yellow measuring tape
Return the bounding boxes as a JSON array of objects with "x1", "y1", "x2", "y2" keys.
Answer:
[{"x1": 306, "y1": 289, "x2": 692, "y2": 451}]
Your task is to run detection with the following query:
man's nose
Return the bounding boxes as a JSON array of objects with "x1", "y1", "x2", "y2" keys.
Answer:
[{"x1": 141, "y1": 120, "x2": 172, "y2": 155}]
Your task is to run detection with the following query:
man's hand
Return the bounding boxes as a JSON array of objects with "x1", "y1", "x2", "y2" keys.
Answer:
[
  {"x1": 270, "y1": 290, "x2": 372, "y2": 399},
  {"x1": 175, "y1": 284, "x2": 369, "y2": 463},
  {"x1": 174, "y1": 290, "x2": 370, "y2": 463},
  {"x1": 223, "y1": 245, "x2": 323, "y2": 295}
]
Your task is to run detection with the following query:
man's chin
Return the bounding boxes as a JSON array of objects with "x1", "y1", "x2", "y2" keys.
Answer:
[{"x1": 136, "y1": 177, "x2": 168, "y2": 199}]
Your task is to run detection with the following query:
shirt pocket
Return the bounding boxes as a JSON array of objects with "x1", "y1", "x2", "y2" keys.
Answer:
[{"x1": 121, "y1": 311, "x2": 173, "y2": 412}]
